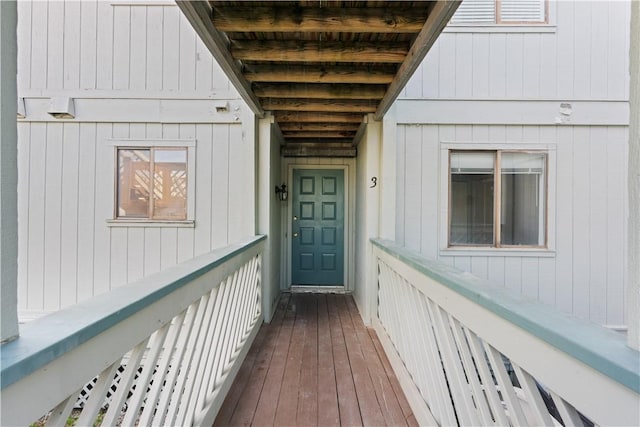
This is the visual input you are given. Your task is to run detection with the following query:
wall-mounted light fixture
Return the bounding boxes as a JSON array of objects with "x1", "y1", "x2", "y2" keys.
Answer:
[
  {"x1": 17, "y1": 98, "x2": 26, "y2": 119},
  {"x1": 48, "y1": 97, "x2": 75, "y2": 119},
  {"x1": 275, "y1": 184, "x2": 288, "y2": 201}
]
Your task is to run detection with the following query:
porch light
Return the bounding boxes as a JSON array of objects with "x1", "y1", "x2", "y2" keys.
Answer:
[
  {"x1": 275, "y1": 184, "x2": 288, "y2": 201},
  {"x1": 47, "y1": 97, "x2": 75, "y2": 119}
]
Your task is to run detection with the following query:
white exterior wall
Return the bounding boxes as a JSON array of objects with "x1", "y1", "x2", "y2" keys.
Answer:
[
  {"x1": 393, "y1": 1, "x2": 631, "y2": 328},
  {"x1": 16, "y1": 1, "x2": 255, "y2": 319}
]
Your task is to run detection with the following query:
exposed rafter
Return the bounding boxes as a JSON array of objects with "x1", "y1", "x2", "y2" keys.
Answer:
[
  {"x1": 254, "y1": 83, "x2": 387, "y2": 100},
  {"x1": 212, "y1": 7, "x2": 428, "y2": 33},
  {"x1": 244, "y1": 64, "x2": 396, "y2": 84}
]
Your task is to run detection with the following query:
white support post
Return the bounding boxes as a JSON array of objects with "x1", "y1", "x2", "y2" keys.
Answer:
[
  {"x1": 0, "y1": 0, "x2": 19, "y2": 343},
  {"x1": 379, "y1": 105, "x2": 397, "y2": 240},
  {"x1": 257, "y1": 113, "x2": 276, "y2": 322},
  {"x1": 628, "y1": 0, "x2": 640, "y2": 351}
]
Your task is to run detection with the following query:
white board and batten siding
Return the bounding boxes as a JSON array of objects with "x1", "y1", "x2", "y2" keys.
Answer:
[
  {"x1": 16, "y1": 0, "x2": 255, "y2": 320},
  {"x1": 394, "y1": 1, "x2": 630, "y2": 328}
]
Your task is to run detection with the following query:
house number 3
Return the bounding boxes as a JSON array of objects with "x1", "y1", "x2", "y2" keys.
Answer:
[{"x1": 370, "y1": 177, "x2": 377, "y2": 188}]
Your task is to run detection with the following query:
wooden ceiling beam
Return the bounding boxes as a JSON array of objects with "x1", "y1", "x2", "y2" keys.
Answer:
[
  {"x1": 283, "y1": 141, "x2": 355, "y2": 148},
  {"x1": 261, "y1": 98, "x2": 377, "y2": 113},
  {"x1": 282, "y1": 145, "x2": 357, "y2": 157},
  {"x1": 375, "y1": 0, "x2": 462, "y2": 119},
  {"x1": 176, "y1": 1, "x2": 263, "y2": 117},
  {"x1": 254, "y1": 83, "x2": 387, "y2": 100},
  {"x1": 212, "y1": 6, "x2": 427, "y2": 33},
  {"x1": 283, "y1": 131, "x2": 356, "y2": 138},
  {"x1": 279, "y1": 123, "x2": 360, "y2": 132},
  {"x1": 232, "y1": 41, "x2": 408, "y2": 63},
  {"x1": 244, "y1": 64, "x2": 396, "y2": 84},
  {"x1": 275, "y1": 112, "x2": 364, "y2": 123}
]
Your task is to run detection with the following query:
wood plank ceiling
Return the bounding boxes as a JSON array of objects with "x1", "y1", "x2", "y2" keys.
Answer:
[{"x1": 177, "y1": 1, "x2": 460, "y2": 157}]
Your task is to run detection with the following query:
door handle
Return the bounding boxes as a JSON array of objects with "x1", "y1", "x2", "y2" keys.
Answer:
[{"x1": 293, "y1": 232, "x2": 299, "y2": 238}]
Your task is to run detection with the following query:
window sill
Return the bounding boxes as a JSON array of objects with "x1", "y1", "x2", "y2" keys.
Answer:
[
  {"x1": 443, "y1": 24, "x2": 557, "y2": 34},
  {"x1": 106, "y1": 219, "x2": 195, "y2": 228},
  {"x1": 440, "y1": 247, "x2": 556, "y2": 258}
]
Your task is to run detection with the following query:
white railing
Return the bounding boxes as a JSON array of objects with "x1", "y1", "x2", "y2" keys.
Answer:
[
  {"x1": 371, "y1": 239, "x2": 640, "y2": 427},
  {"x1": 1, "y1": 236, "x2": 265, "y2": 427}
]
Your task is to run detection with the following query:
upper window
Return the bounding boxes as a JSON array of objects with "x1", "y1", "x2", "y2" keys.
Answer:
[
  {"x1": 450, "y1": 0, "x2": 548, "y2": 25},
  {"x1": 449, "y1": 150, "x2": 547, "y2": 248},
  {"x1": 117, "y1": 147, "x2": 188, "y2": 220}
]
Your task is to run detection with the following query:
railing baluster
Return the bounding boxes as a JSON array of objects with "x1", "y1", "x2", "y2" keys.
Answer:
[
  {"x1": 45, "y1": 390, "x2": 81, "y2": 427},
  {"x1": 512, "y1": 362, "x2": 555, "y2": 426},
  {"x1": 75, "y1": 361, "x2": 121, "y2": 426},
  {"x1": 550, "y1": 390, "x2": 585, "y2": 427},
  {"x1": 484, "y1": 343, "x2": 528, "y2": 426},
  {"x1": 215, "y1": 270, "x2": 244, "y2": 386}
]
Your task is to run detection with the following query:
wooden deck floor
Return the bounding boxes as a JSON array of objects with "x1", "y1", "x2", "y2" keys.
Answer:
[{"x1": 214, "y1": 293, "x2": 417, "y2": 427}]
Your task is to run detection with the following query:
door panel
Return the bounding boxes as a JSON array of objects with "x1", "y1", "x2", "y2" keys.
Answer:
[{"x1": 292, "y1": 169, "x2": 344, "y2": 285}]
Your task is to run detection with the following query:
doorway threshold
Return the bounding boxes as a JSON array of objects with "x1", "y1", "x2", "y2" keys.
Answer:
[{"x1": 290, "y1": 285, "x2": 348, "y2": 294}]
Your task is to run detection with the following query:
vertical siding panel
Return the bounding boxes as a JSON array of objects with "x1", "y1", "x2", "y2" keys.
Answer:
[
  {"x1": 470, "y1": 257, "x2": 488, "y2": 280},
  {"x1": 46, "y1": 1, "x2": 64, "y2": 90},
  {"x1": 95, "y1": 0, "x2": 114, "y2": 89},
  {"x1": 472, "y1": 124, "x2": 489, "y2": 142},
  {"x1": 454, "y1": 33, "x2": 473, "y2": 98},
  {"x1": 127, "y1": 228, "x2": 145, "y2": 283},
  {"x1": 179, "y1": 13, "x2": 197, "y2": 92},
  {"x1": 395, "y1": 126, "x2": 406, "y2": 245},
  {"x1": 228, "y1": 124, "x2": 249, "y2": 241},
  {"x1": 607, "y1": 2, "x2": 629, "y2": 100},
  {"x1": 572, "y1": 2, "x2": 591, "y2": 98},
  {"x1": 146, "y1": 6, "x2": 163, "y2": 91},
  {"x1": 27, "y1": 124, "x2": 47, "y2": 312},
  {"x1": 589, "y1": 2, "x2": 609, "y2": 100},
  {"x1": 194, "y1": 124, "x2": 212, "y2": 255},
  {"x1": 129, "y1": 5, "x2": 147, "y2": 91},
  {"x1": 421, "y1": 41, "x2": 439, "y2": 98},
  {"x1": 504, "y1": 258, "x2": 522, "y2": 294},
  {"x1": 110, "y1": 228, "x2": 129, "y2": 288},
  {"x1": 93, "y1": 124, "x2": 113, "y2": 296},
  {"x1": 404, "y1": 64, "x2": 422, "y2": 98},
  {"x1": 538, "y1": 33, "x2": 557, "y2": 99},
  {"x1": 211, "y1": 59, "x2": 230, "y2": 92},
  {"x1": 556, "y1": 0, "x2": 575, "y2": 99},
  {"x1": 211, "y1": 125, "x2": 229, "y2": 248},
  {"x1": 555, "y1": 127, "x2": 574, "y2": 313},
  {"x1": 77, "y1": 123, "x2": 96, "y2": 303},
  {"x1": 403, "y1": 125, "x2": 422, "y2": 252},
  {"x1": 17, "y1": 0, "x2": 32, "y2": 90},
  {"x1": 454, "y1": 257, "x2": 471, "y2": 273},
  {"x1": 488, "y1": 34, "x2": 506, "y2": 97},
  {"x1": 17, "y1": 124, "x2": 31, "y2": 312},
  {"x1": 589, "y1": 128, "x2": 608, "y2": 324},
  {"x1": 160, "y1": 228, "x2": 178, "y2": 269},
  {"x1": 60, "y1": 123, "x2": 80, "y2": 309},
  {"x1": 455, "y1": 124, "x2": 472, "y2": 142},
  {"x1": 538, "y1": 258, "x2": 556, "y2": 306},
  {"x1": 572, "y1": 127, "x2": 591, "y2": 319},
  {"x1": 144, "y1": 228, "x2": 162, "y2": 275},
  {"x1": 420, "y1": 126, "x2": 439, "y2": 259},
  {"x1": 63, "y1": 0, "x2": 81, "y2": 90},
  {"x1": 112, "y1": 5, "x2": 131, "y2": 90},
  {"x1": 195, "y1": 37, "x2": 213, "y2": 92},
  {"x1": 606, "y1": 127, "x2": 626, "y2": 324},
  {"x1": 505, "y1": 34, "x2": 523, "y2": 98},
  {"x1": 487, "y1": 257, "x2": 505, "y2": 287},
  {"x1": 177, "y1": 124, "x2": 196, "y2": 262},
  {"x1": 471, "y1": 34, "x2": 490, "y2": 98},
  {"x1": 438, "y1": 35, "x2": 456, "y2": 98},
  {"x1": 30, "y1": 0, "x2": 48, "y2": 89},
  {"x1": 79, "y1": 0, "x2": 97, "y2": 89},
  {"x1": 43, "y1": 124, "x2": 64, "y2": 311},
  {"x1": 521, "y1": 258, "x2": 539, "y2": 300},
  {"x1": 488, "y1": 124, "x2": 506, "y2": 143},
  {"x1": 522, "y1": 34, "x2": 540, "y2": 98},
  {"x1": 163, "y1": 6, "x2": 180, "y2": 91}
]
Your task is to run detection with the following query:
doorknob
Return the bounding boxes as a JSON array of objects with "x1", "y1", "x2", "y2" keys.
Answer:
[{"x1": 293, "y1": 232, "x2": 299, "y2": 238}]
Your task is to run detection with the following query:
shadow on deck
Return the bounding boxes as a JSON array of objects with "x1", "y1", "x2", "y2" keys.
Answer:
[{"x1": 214, "y1": 293, "x2": 417, "y2": 427}]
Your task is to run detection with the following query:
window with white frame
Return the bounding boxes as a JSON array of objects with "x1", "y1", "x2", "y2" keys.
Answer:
[
  {"x1": 449, "y1": 150, "x2": 547, "y2": 247},
  {"x1": 450, "y1": 0, "x2": 548, "y2": 25},
  {"x1": 116, "y1": 147, "x2": 188, "y2": 220}
]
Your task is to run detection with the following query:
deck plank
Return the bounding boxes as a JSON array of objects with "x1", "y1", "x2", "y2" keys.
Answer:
[
  {"x1": 317, "y1": 295, "x2": 340, "y2": 426},
  {"x1": 213, "y1": 293, "x2": 414, "y2": 427}
]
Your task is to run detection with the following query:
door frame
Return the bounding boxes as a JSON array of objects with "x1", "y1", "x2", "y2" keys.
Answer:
[{"x1": 285, "y1": 163, "x2": 352, "y2": 290}]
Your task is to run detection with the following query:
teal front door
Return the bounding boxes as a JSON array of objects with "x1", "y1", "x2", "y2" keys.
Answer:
[{"x1": 292, "y1": 169, "x2": 344, "y2": 286}]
